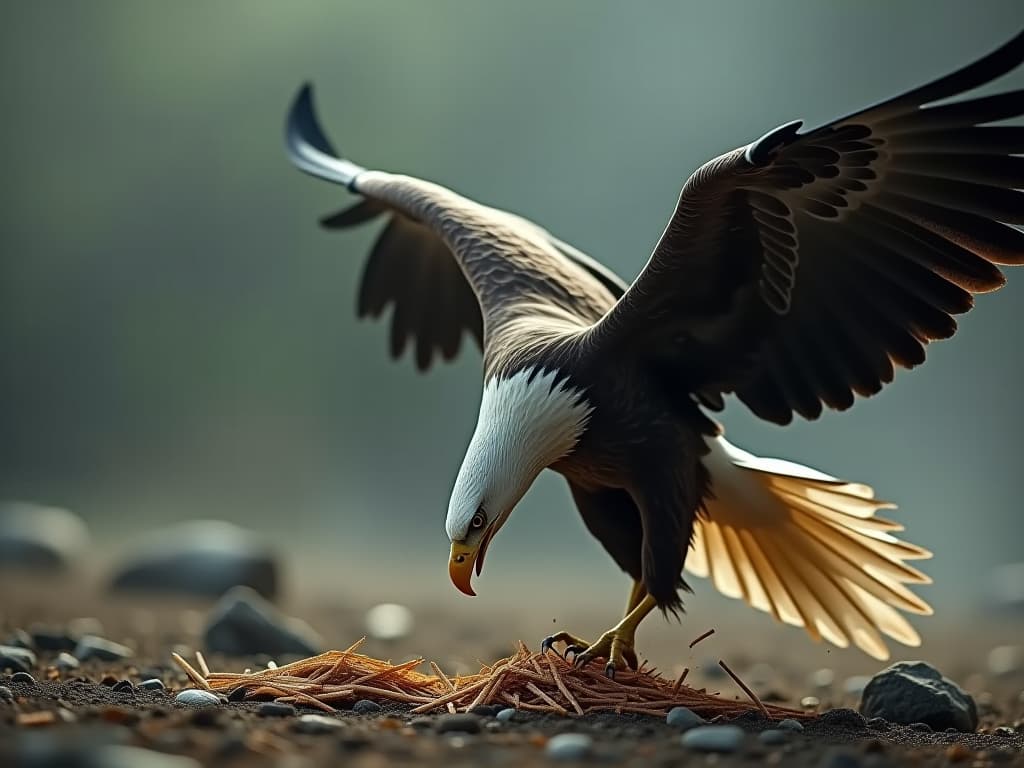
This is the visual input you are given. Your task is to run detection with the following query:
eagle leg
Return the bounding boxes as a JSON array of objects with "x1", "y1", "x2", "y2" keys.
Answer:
[
  {"x1": 540, "y1": 580, "x2": 647, "y2": 659},
  {"x1": 571, "y1": 595, "x2": 657, "y2": 678}
]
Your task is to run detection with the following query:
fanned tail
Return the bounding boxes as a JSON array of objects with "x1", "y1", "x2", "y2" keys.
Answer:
[{"x1": 689, "y1": 436, "x2": 932, "y2": 660}]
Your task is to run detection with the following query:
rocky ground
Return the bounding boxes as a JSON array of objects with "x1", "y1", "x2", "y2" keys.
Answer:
[{"x1": 1, "y1": 510, "x2": 1022, "y2": 767}]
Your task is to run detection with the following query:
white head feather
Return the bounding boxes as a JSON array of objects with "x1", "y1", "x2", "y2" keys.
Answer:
[{"x1": 446, "y1": 367, "x2": 593, "y2": 541}]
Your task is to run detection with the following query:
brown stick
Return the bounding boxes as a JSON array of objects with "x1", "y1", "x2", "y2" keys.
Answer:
[
  {"x1": 717, "y1": 659, "x2": 769, "y2": 718},
  {"x1": 688, "y1": 628, "x2": 716, "y2": 648}
]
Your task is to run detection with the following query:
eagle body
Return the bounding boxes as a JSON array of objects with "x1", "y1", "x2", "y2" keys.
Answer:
[{"x1": 287, "y1": 30, "x2": 1024, "y2": 662}]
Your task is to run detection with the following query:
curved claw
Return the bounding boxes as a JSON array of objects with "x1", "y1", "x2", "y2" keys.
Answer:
[
  {"x1": 564, "y1": 644, "x2": 587, "y2": 661},
  {"x1": 604, "y1": 662, "x2": 616, "y2": 680},
  {"x1": 540, "y1": 637, "x2": 557, "y2": 656}
]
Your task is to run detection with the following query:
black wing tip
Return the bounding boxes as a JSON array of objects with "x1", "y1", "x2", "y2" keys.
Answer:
[
  {"x1": 745, "y1": 120, "x2": 804, "y2": 165},
  {"x1": 286, "y1": 81, "x2": 336, "y2": 158}
]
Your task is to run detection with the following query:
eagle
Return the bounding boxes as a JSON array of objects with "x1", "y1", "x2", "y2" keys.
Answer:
[{"x1": 286, "y1": 31, "x2": 1024, "y2": 673}]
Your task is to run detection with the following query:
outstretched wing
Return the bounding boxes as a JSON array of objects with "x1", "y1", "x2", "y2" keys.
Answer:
[
  {"x1": 588, "y1": 30, "x2": 1024, "y2": 423},
  {"x1": 287, "y1": 86, "x2": 626, "y2": 372}
]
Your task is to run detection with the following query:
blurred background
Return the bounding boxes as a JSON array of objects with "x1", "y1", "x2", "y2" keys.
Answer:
[{"x1": 2, "y1": 1, "x2": 1023, "y2": 671}]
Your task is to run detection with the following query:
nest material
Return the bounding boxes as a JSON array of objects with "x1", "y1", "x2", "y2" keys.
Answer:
[{"x1": 173, "y1": 638, "x2": 809, "y2": 720}]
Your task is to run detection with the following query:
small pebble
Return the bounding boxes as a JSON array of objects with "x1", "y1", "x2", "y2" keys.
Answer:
[
  {"x1": 139, "y1": 678, "x2": 166, "y2": 691},
  {"x1": 866, "y1": 717, "x2": 890, "y2": 731},
  {"x1": 801, "y1": 695, "x2": 821, "y2": 709},
  {"x1": 352, "y1": 699, "x2": 381, "y2": 714},
  {"x1": 55, "y1": 652, "x2": 79, "y2": 671},
  {"x1": 112, "y1": 679, "x2": 135, "y2": 693},
  {"x1": 666, "y1": 706, "x2": 706, "y2": 731},
  {"x1": 258, "y1": 701, "x2": 297, "y2": 717},
  {"x1": 545, "y1": 733, "x2": 593, "y2": 761},
  {"x1": 435, "y1": 713, "x2": 482, "y2": 734},
  {"x1": 294, "y1": 713, "x2": 345, "y2": 734},
  {"x1": 776, "y1": 718, "x2": 804, "y2": 732},
  {"x1": 758, "y1": 729, "x2": 789, "y2": 745},
  {"x1": 175, "y1": 689, "x2": 222, "y2": 707},
  {"x1": 496, "y1": 708, "x2": 517, "y2": 722},
  {"x1": 681, "y1": 725, "x2": 745, "y2": 753},
  {"x1": 364, "y1": 603, "x2": 414, "y2": 641},
  {"x1": 5, "y1": 629, "x2": 33, "y2": 650},
  {"x1": 0, "y1": 685, "x2": 13, "y2": 701},
  {"x1": 993, "y1": 726, "x2": 1015, "y2": 736},
  {"x1": 909, "y1": 721, "x2": 933, "y2": 732},
  {"x1": 74, "y1": 634, "x2": 133, "y2": 662},
  {"x1": 10, "y1": 671, "x2": 35, "y2": 685},
  {"x1": 0, "y1": 645, "x2": 37, "y2": 674},
  {"x1": 29, "y1": 628, "x2": 76, "y2": 651}
]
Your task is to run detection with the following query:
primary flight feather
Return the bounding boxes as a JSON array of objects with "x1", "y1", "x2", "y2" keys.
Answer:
[{"x1": 286, "y1": 30, "x2": 1024, "y2": 670}]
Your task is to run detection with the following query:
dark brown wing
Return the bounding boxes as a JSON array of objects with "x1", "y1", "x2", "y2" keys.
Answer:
[
  {"x1": 287, "y1": 85, "x2": 626, "y2": 373},
  {"x1": 589, "y1": 30, "x2": 1024, "y2": 423}
]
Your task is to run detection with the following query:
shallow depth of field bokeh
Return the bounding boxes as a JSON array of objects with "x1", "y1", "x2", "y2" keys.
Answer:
[{"x1": 2, "y1": 1, "x2": 1023, "y2": 667}]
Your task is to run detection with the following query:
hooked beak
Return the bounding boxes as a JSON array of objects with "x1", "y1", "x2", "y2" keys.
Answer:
[{"x1": 448, "y1": 528, "x2": 495, "y2": 597}]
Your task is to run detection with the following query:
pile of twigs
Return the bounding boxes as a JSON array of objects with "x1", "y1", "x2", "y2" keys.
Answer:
[{"x1": 173, "y1": 638, "x2": 809, "y2": 720}]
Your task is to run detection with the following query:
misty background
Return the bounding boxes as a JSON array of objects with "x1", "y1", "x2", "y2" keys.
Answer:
[{"x1": 2, "y1": 2, "x2": 1023, "y2": 662}]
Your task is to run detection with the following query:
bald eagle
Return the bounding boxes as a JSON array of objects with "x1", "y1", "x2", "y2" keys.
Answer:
[{"x1": 286, "y1": 31, "x2": 1024, "y2": 673}]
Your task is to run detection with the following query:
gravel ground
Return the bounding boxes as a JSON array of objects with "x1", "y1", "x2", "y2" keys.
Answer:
[{"x1": 2, "y1": 574, "x2": 1022, "y2": 767}]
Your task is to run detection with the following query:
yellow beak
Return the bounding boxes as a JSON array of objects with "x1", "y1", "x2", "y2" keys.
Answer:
[{"x1": 448, "y1": 541, "x2": 479, "y2": 596}]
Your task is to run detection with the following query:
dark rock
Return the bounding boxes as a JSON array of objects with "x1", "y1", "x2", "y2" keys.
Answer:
[
  {"x1": 6, "y1": 628, "x2": 33, "y2": 650},
  {"x1": 776, "y1": 718, "x2": 804, "y2": 732},
  {"x1": 139, "y1": 678, "x2": 165, "y2": 691},
  {"x1": 74, "y1": 635, "x2": 132, "y2": 662},
  {"x1": 909, "y1": 721, "x2": 933, "y2": 732},
  {"x1": 666, "y1": 706, "x2": 705, "y2": 730},
  {"x1": 866, "y1": 717, "x2": 890, "y2": 731},
  {"x1": 352, "y1": 699, "x2": 380, "y2": 714},
  {"x1": 109, "y1": 520, "x2": 278, "y2": 598},
  {"x1": 0, "y1": 645, "x2": 36, "y2": 673},
  {"x1": 257, "y1": 702, "x2": 296, "y2": 717},
  {"x1": 112, "y1": 680, "x2": 135, "y2": 693},
  {"x1": 681, "y1": 725, "x2": 745, "y2": 753},
  {"x1": 202, "y1": 586, "x2": 321, "y2": 657},
  {"x1": 293, "y1": 714, "x2": 345, "y2": 734},
  {"x1": 409, "y1": 717, "x2": 434, "y2": 728},
  {"x1": 468, "y1": 704, "x2": 500, "y2": 717},
  {"x1": 227, "y1": 687, "x2": 249, "y2": 702},
  {"x1": 818, "y1": 708, "x2": 867, "y2": 729},
  {"x1": 214, "y1": 734, "x2": 248, "y2": 758},
  {"x1": 101, "y1": 675, "x2": 119, "y2": 686},
  {"x1": 758, "y1": 729, "x2": 790, "y2": 745},
  {"x1": 175, "y1": 689, "x2": 221, "y2": 707},
  {"x1": 859, "y1": 661, "x2": 978, "y2": 732},
  {"x1": 0, "y1": 501, "x2": 89, "y2": 570},
  {"x1": 30, "y1": 628, "x2": 77, "y2": 652},
  {"x1": 55, "y1": 652, "x2": 80, "y2": 671},
  {"x1": 545, "y1": 733, "x2": 593, "y2": 761},
  {"x1": 10, "y1": 671, "x2": 35, "y2": 684},
  {"x1": 435, "y1": 713, "x2": 481, "y2": 734}
]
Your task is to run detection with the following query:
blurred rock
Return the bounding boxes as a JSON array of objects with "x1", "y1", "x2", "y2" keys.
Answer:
[
  {"x1": 681, "y1": 725, "x2": 744, "y2": 753},
  {"x1": 293, "y1": 714, "x2": 344, "y2": 734},
  {"x1": 203, "y1": 587, "x2": 321, "y2": 657},
  {"x1": 74, "y1": 635, "x2": 133, "y2": 662},
  {"x1": 55, "y1": 652, "x2": 79, "y2": 671},
  {"x1": 6, "y1": 629, "x2": 33, "y2": 650},
  {"x1": 364, "y1": 603, "x2": 414, "y2": 641},
  {"x1": 545, "y1": 733, "x2": 593, "y2": 761},
  {"x1": 109, "y1": 521, "x2": 278, "y2": 598},
  {"x1": 0, "y1": 502, "x2": 89, "y2": 570},
  {"x1": 0, "y1": 646, "x2": 36, "y2": 674},
  {"x1": 666, "y1": 706, "x2": 705, "y2": 730},
  {"x1": 435, "y1": 713, "x2": 481, "y2": 734},
  {"x1": 987, "y1": 645, "x2": 1022, "y2": 677},
  {"x1": 29, "y1": 628, "x2": 76, "y2": 652},
  {"x1": 843, "y1": 675, "x2": 871, "y2": 697},
  {"x1": 776, "y1": 718, "x2": 804, "y2": 732},
  {"x1": 859, "y1": 661, "x2": 977, "y2": 732},
  {"x1": 810, "y1": 668, "x2": 835, "y2": 689},
  {"x1": 758, "y1": 729, "x2": 789, "y2": 745},
  {"x1": 991, "y1": 562, "x2": 1024, "y2": 611}
]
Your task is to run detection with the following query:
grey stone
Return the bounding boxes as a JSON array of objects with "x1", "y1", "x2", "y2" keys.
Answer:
[
  {"x1": 435, "y1": 713, "x2": 481, "y2": 734},
  {"x1": 6, "y1": 628, "x2": 33, "y2": 649},
  {"x1": 202, "y1": 586, "x2": 322, "y2": 657},
  {"x1": 74, "y1": 635, "x2": 132, "y2": 662},
  {"x1": 55, "y1": 652, "x2": 79, "y2": 671},
  {"x1": 139, "y1": 678, "x2": 165, "y2": 691},
  {"x1": 258, "y1": 702, "x2": 296, "y2": 717},
  {"x1": 110, "y1": 520, "x2": 278, "y2": 598},
  {"x1": 363, "y1": 603, "x2": 414, "y2": 641},
  {"x1": 859, "y1": 661, "x2": 977, "y2": 732},
  {"x1": 10, "y1": 671, "x2": 35, "y2": 684},
  {"x1": 758, "y1": 729, "x2": 790, "y2": 745},
  {"x1": 30, "y1": 628, "x2": 77, "y2": 652},
  {"x1": 496, "y1": 707, "x2": 517, "y2": 722},
  {"x1": 666, "y1": 706, "x2": 706, "y2": 730},
  {"x1": 0, "y1": 645, "x2": 36, "y2": 673},
  {"x1": 545, "y1": 733, "x2": 593, "y2": 761},
  {"x1": 293, "y1": 714, "x2": 345, "y2": 734},
  {"x1": 776, "y1": 718, "x2": 804, "y2": 732},
  {"x1": 681, "y1": 725, "x2": 745, "y2": 753},
  {"x1": 352, "y1": 699, "x2": 380, "y2": 714},
  {"x1": 175, "y1": 689, "x2": 221, "y2": 707},
  {"x1": 0, "y1": 502, "x2": 89, "y2": 570}
]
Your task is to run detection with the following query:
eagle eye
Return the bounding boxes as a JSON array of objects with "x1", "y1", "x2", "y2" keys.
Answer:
[{"x1": 470, "y1": 509, "x2": 487, "y2": 530}]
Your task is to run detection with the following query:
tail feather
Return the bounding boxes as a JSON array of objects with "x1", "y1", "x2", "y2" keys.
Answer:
[{"x1": 692, "y1": 436, "x2": 933, "y2": 660}]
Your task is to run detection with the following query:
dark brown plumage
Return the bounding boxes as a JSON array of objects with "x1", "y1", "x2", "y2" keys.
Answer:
[{"x1": 286, "y1": 30, "x2": 1024, "y2": 664}]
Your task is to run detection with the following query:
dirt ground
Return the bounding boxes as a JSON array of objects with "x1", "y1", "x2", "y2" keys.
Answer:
[{"x1": 1, "y1": 573, "x2": 1022, "y2": 767}]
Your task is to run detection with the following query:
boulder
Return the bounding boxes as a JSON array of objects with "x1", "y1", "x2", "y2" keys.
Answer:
[{"x1": 859, "y1": 661, "x2": 977, "y2": 732}]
